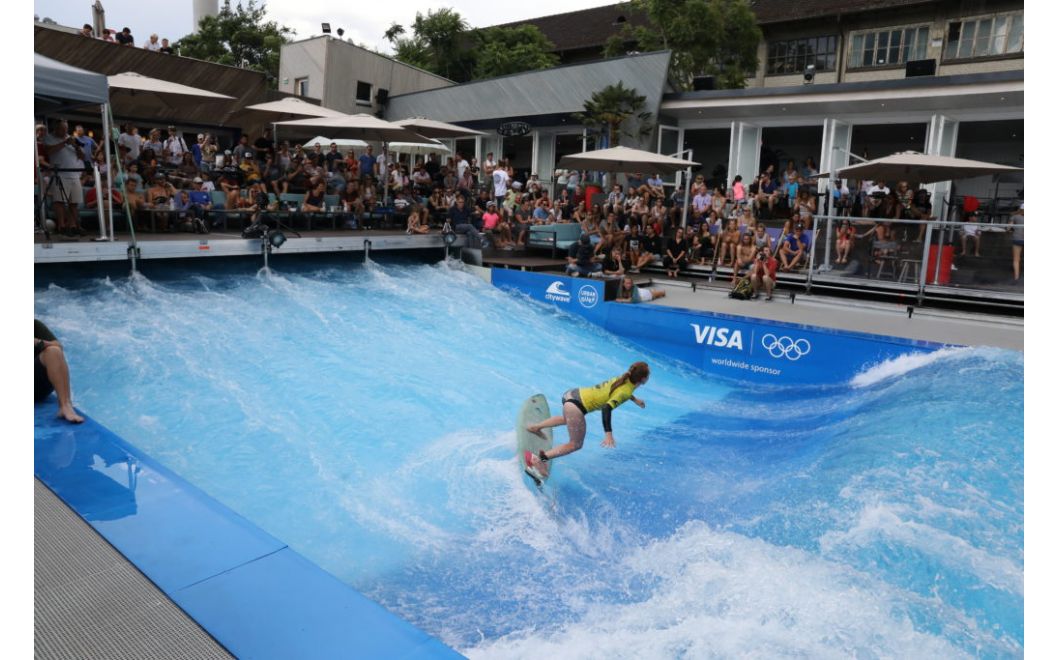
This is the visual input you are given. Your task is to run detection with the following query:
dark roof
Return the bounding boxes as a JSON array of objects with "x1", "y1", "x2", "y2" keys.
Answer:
[
  {"x1": 489, "y1": 0, "x2": 945, "y2": 51},
  {"x1": 750, "y1": 0, "x2": 940, "y2": 25},
  {"x1": 486, "y1": 4, "x2": 650, "y2": 53}
]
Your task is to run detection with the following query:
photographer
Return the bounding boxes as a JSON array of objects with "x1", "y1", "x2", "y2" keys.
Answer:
[
  {"x1": 750, "y1": 245, "x2": 779, "y2": 301},
  {"x1": 42, "y1": 119, "x2": 87, "y2": 237}
]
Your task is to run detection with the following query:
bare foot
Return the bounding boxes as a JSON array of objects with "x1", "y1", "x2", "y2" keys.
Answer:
[
  {"x1": 58, "y1": 405, "x2": 84, "y2": 424},
  {"x1": 526, "y1": 424, "x2": 545, "y2": 439}
]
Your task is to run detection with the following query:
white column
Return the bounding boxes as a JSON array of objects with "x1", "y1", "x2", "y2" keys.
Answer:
[
  {"x1": 924, "y1": 114, "x2": 960, "y2": 222},
  {"x1": 727, "y1": 122, "x2": 761, "y2": 190}
]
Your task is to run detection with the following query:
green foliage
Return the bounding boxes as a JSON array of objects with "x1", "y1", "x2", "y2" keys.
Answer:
[
  {"x1": 385, "y1": 9, "x2": 472, "y2": 80},
  {"x1": 473, "y1": 26, "x2": 559, "y2": 80},
  {"x1": 617, "y1": 0, "x2": 761, "y2": 89},
  {"x1": 175, "y1": 1, "x2": 292, "y2": 87},
  {"x1": 386, "y1": 10, "x2": 559, "y2": 82},
  {"x1": 572, "y1": 81, "x2": 653, "y2": 147}
]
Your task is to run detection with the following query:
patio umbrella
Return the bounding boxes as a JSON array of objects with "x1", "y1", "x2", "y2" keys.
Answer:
[
  {"x1": 302, "y1": 136, "x2": 369, "y2": 150},
  {"x1": 106, "y1": 71, "x2": 234, "y2": 116},
  {"x1": 394, "y1": 117, "x2": 485, "y2": 139},
  {"x1": 821, "y1": 151, "x2": 1022, "y2": 184},
  {"x1": 388, "y1": 140, "x2": 450, "y2": 157},
  {"x1": 274, "y1": 113, "x2": 429, "y2": 143},
  {"x1": 244, "y1": 97, "x2": 348, "y2": 119},
  {"x1": 557, "y1": 145, "x2": 700, "y2": 176}
]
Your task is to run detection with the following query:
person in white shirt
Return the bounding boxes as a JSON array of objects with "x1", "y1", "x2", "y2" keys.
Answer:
[
  {"x1": 118, "y1": 124, "x2": 141, "y2": 161},
  {"x1": 492, "y1": 161, "x2": 510, "y2": 207},
  {"x1": 456, "y1": 153, "x2": 469, "y2": 181},
  {"x1": 143, "y1": 34, "x2": 161, "y2": 51},
  {"x1": 164, "y1": 126, "x2": 188, "y2": 166},
  {"x1": 566, "y1": 169, "x2": 581, "y2": 191},
  {"x1": 483, "y1": 152, "x2": 496, "y2": 187},
  {"x1": 42, "y1": 119, "x2": 86, "y2": 236},
  {"x1": 865, "y1": 180, "x2": 890, "y2": 214}
]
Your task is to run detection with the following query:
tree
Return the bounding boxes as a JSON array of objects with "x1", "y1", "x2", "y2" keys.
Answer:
[
  {"x1": 384, "y1": 9, "x2": 472, "y2": 81},
  {"x1": 472, "y1": 26, "x2": 559, "y2": 80},
  {"x1": 572, "y1": 82, "x2": 654, "y2": 148},
  {"x1": 175, "y1": 1, "x2": 293, "y2": 87},
  {"x1": 385, "y1": 12, "x2": 560, "y2": 82},
  {"x1": 605, "y1": 0, "x2": 761, "y2": 90}
]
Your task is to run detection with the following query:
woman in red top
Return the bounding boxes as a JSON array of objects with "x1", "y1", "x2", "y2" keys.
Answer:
[{"x1": 835, "y1": 219, "x2": 855, "y2": 264}]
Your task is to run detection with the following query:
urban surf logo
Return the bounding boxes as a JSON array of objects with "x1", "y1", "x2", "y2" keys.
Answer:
[
  {"x1": 691, "y1": 323, "x2": 744, "y2": 350},
  {"x1": 545, "y1": 281, "x2": 572, "y2": 303},
  {"x1": 578, "y1": 285, "x2": 599, "y2": 308}
]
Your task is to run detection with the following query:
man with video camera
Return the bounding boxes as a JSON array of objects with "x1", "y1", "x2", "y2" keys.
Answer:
[{"x1": 42, "y1": 119, "x2": 87, "y2": 237}]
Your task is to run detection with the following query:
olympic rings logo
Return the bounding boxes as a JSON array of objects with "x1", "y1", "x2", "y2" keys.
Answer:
[{"x1": 761, "y1": 333, "x2": 811, "y2": 361}]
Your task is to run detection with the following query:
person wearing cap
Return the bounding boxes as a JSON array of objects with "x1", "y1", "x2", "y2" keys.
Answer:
[{"x1": 193, "y1": 176, "x2": 215, "y2": 192}]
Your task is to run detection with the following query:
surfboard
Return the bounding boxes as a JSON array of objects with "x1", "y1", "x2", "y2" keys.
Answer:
[{"x1": 516, "y1": 394, "x2": 553, "y2": 488}]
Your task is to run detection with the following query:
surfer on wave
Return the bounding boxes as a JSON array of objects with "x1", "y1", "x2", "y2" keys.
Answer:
[{"x1": 525, "y1": 361, "x2": 650, "y2": 477}]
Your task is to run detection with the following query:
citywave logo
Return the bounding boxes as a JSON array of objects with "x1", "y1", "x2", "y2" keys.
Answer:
[
  {"x1": 545, "y1": 281, "x2": 571, "y2": 303},
  {"x1": 578, "y1": 285, "x2": 599, "y2": 308},
  {"x1": 761, "y1": 333, "x2": 811, "y2": 361},
  {"x1": 691, "y1": 323, "x2": 743, "y2": 350}
]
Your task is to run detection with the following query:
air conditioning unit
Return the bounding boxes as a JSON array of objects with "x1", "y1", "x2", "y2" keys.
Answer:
[{"x1": 905, "y1": 59, "x2": 936, "y2": 77}]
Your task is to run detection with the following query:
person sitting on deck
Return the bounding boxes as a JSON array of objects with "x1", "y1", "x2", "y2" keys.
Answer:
[
  {"x1": 566, "y1": 233, "x2": 603, "y2": 277},
  {"x1": 34, "y1": 319, "x2": 84, "y2": 424}
]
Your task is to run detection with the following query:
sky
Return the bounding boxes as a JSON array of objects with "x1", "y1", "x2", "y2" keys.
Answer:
[{"x1": 33, "y1": 0, "x2": 620, "y2": 53}]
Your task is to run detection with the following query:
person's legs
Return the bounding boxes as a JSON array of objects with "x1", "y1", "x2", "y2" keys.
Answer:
[
  {"x1": 1013, "y1": 244, "x2": 1022, "y2": 281},
  {"x1": 764, "y1": 274, "x2": 775, "y2": 300},
  {"x1": 537, "y1": 402, "x2": 587, "y2": 468},
  {"x1": 38, "y1": 344, "x2": 83, "y2": 423}
]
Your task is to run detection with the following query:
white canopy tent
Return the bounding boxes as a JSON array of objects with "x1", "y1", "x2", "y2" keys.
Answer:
[
  {"x1": 819, "y1": 151, "x2": 1023, "y2": 185},
  {"x1": 388, "y1": 141, "x2": 450, "y2": 157},
  {"x1": 393, "y1": 117, "x2": 485, "y2": 139}
]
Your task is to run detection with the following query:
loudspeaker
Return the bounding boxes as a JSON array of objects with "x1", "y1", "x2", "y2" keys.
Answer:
[
  {"x1": 376, "y1": 88, "x2": 389, "y2": 105},
  {"x1": 905, "y1": 59, "x2": 936, "y2": 77},
  {"x1": 692, "y1": 75, "x2": 715, "y2": 91}
]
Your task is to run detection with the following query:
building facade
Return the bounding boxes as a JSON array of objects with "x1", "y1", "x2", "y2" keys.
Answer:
[{"x1": 278, "y1": 36, "x2": 454, "y2": 116}]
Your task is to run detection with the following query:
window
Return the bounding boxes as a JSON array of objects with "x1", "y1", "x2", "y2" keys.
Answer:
[
  {"x1": 848, "y1": 26, "x2": 929, "y2": 68},
  {"x1": 294, "y1": 77, "x2": 309, "y2": 97},
  {"x1": 356, "y1": 81, "x2": 372, "y2": 105},
  {"x1": 766, "y1": 35, "x2": 838, "y2": 75},
  {"x1": 944, "y1": 12, "x2": 1023, "y2": 60}
]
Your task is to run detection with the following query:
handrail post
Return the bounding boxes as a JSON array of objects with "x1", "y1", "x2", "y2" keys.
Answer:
[
  {"x1": 364, "y1": 239, "x2": 372, "y2": 262},
  {"x1": 917, "y1": 221, "x2": 933, "y2": 305}
]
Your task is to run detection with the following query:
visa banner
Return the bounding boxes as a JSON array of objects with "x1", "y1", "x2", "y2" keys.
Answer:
[{"x1": 490, "y1": 269, "x2": 946, "y2": 385}]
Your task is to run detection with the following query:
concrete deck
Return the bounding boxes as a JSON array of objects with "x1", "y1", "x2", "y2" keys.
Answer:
[
  {"x1": 35, "y1": 479, "x2": 232, "y2": 659},
  {"x1": 645, "y1": 279, "x2": 1023, "y2": 351}
]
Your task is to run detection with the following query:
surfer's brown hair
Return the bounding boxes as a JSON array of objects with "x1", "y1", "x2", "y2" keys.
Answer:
[{"x1": 609, "y1": 361, "x2": 650, "y2": 396}]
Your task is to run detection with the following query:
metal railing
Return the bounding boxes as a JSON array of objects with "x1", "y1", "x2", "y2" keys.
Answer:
[{"x1": 801, "y1": 214, "x2": 1022, "y2": 303}]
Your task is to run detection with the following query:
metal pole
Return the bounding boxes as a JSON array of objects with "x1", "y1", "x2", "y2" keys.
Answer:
[
  {"x1": 805, "y1": 227, "x2": 817, "y2": 293},
  {"x1": 101, "y1": 103, "x2": 115, "y2": 240},
  {"x1": 92, "y1": 164, "x2": 107, "y2": 241},
  {"x1": 917, "y1": 221, "x2": 933, "y2": 305},
  {"x1": 681, "y1": 152, "x2": 693, "y2": 229},
  {"x1": 821, "y1": 214, "x2": 833, "y2": 272},
  {"x1": 262, "y1": 234, "x2": 270, "y2": 271},
  {"x1": 931, "y1": 220, "x2": 944, "y2": 285},
  {"x1": 364, "y1": 238, "x2": 372, "y2": 262},
  {"x1": 107, "y1": 105, "x2": 138, "y2": 250}
]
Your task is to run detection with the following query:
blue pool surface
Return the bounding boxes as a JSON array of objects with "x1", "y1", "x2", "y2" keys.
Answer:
[{"x1": 35, "y1": 260, "x2": 1024, "y2": 658}]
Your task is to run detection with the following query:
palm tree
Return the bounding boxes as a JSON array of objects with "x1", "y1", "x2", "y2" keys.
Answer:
[{"x1": 573, "y1": 82, "x2": 654, "y2": 148}]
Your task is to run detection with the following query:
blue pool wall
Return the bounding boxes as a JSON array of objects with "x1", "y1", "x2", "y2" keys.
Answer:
[
  {"x1": 490, "y1": 269, "x2": 949, "y2": 385},
  {"x1": 34, "y1": 405, "x2": 463, "y2": 660}
]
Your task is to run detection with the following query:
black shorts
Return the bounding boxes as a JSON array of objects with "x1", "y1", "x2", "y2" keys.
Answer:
[
  {"x1": 561, "y1": 388, "x2": 587, "y2": 415},
  {"x1": 35, "y1": 341, "x2": 54, "y2": 402}
]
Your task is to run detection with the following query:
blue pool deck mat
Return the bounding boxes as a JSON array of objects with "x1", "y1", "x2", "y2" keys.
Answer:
[
  {"x1": 490, "y1": 269, "x2": 952, "y2": 385},
  {"x1": 34, "y1": 404, "x2": 463, "y2": 660}
]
